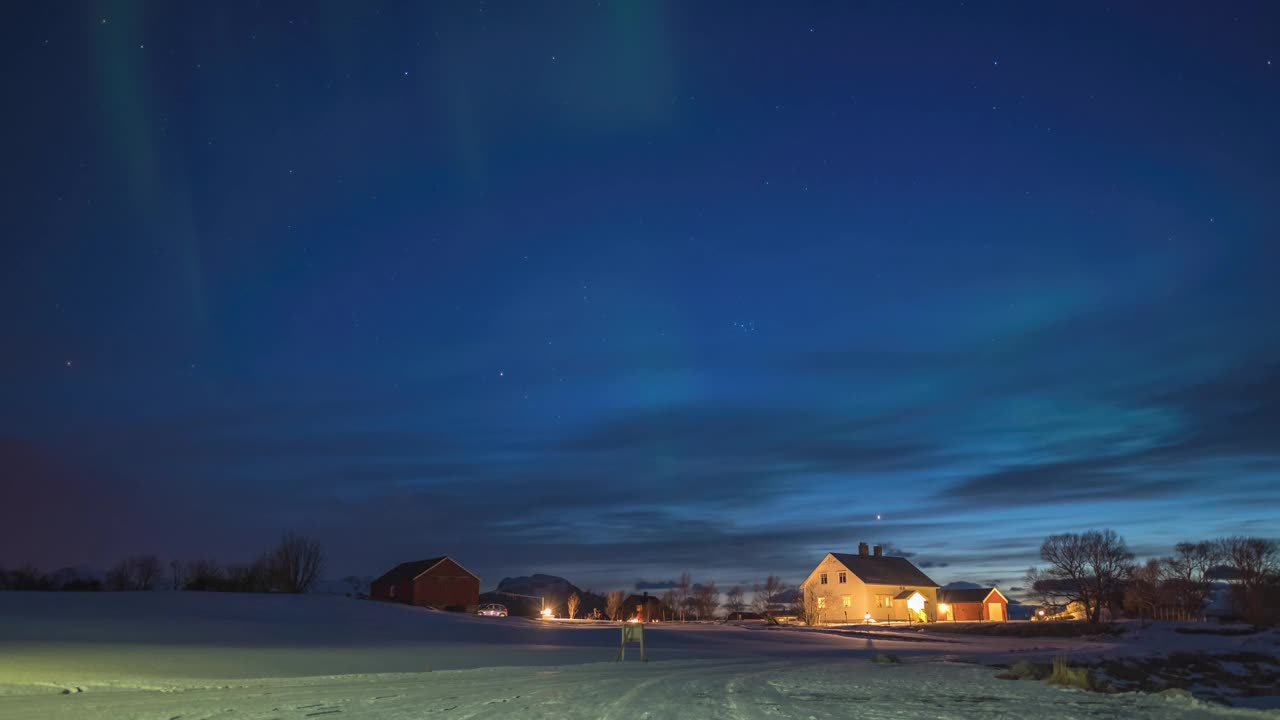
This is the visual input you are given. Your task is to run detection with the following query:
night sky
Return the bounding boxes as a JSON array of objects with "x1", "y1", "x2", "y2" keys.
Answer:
[{"x1": 4, "y1": 2, "x2": 1279, "y2": 596}]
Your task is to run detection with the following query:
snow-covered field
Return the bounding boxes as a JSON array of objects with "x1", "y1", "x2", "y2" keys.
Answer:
[{"x1": 0, "y1": 593, "x2": 1275, "y2": 719}]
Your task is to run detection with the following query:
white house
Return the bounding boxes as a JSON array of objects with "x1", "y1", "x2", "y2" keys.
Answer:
[{"x1": 801, "y1": 543, "x2": 940, "y2": 624}]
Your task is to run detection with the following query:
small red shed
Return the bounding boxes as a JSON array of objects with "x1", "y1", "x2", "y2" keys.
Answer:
[
  {"x1": 370, "y1": 556, "x2": 479, "y2": 611},
  {"x1": 937, "y1": 587, "x2": 1009, "y2": 622}
]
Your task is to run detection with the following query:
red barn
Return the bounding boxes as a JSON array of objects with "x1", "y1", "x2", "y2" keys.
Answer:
[
  {"x1": 937, "y1": 587, "x2": 1009, "y2": 622},
  {"x1": 370, "y1": 556, "x2": 479, "y2": 611}
]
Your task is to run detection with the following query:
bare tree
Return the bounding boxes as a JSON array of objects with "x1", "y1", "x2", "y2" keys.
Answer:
[
  {"x1": 1164, "y1": 541, "x2": 1220, "y2": 613},
  {"x1": 798, "y1": 583, "x2": 823, "y2": 626},
  {"x1": 693, "y1": 582, "x2": 719, "y2": 621},
  {"x1": 606, "y1": 590, "x2": 626, "y2": 621},
  {"x1": 133, "y1": 555, "x2": 163, "y2": 591},
  {"x1": 271, "y1": 533, "x2": 325, "y2": 593},
  {"x1": 673, "y1": 572, "x2": 692, "y2": 621},
  {"x1": 105, "y1": 555, "x2": 163, "y2": 591},
  {"x1": 226, "y1": 555, "x2": 273, "y2": 592},
  {"x1": 105, "y1": 559, "x2": 134, "y2": 591},
  {"x1": 752, "y1": 575, "x2": 788, "y2": 624},
  {"x1": 567, "y1": 592, "x2": 581, "y2": 620},
  {"x1": 659, "y1": 589, "x2": 676, "y2": 621},
  {"x1": 170, "y1": 560, "x2": 186, "y2": 591},
  {"x1": 1032, "y1": 530, "x2": 1133, "y2": 623},
  {"x1": 1218, "y1": 536, "x2": 1278, "y2": 621},
  {"x1": 185, "y1": 558, "x2": 223, "y2": 591},
  {"x1": 724, "y1": 585, "x2": 745, "y2": 618},
  {"x1": 1124, "y1": 558, "x2": 1164, "y2": 620}
]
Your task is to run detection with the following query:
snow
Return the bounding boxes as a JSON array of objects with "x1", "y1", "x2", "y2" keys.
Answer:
[{"x1": 0, "y1": 593, "x2": 1276, "y2": 719}]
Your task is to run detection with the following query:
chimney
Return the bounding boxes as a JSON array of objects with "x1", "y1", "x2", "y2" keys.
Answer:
[
  {"x1": 873, "y1": 545, "x2": 883, "y2": 558},
  {"x1": 858, "y1": 542, "x2": 869, "y2": 557}
]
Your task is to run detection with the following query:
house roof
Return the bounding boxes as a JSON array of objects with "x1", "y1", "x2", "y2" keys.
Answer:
[
  {"x1": 938, "y1": 587, "x2": 1005, "y2": 604},
  {"x1": 829, "y1": 553, "x2": 939, "y2": 587},
  {"x1": 893, "y1": 589, "x2": 921, "y2": 600},
  {"x1": 374, "y1": 556, "x2": 476, "y2": 584}
]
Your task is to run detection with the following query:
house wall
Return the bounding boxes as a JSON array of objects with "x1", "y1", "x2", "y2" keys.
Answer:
[
  {"x1": 802, "y1": 554, "x2": 940, "y2": 624},
  {"x1": 867, "y1": 583, "x2": 938, "y2": 623},
  {"x1": 942, "y1": 602, "x2": 983, "y2": 621},
  {"x1": 984, "y1": 593, "x2": 1008, "y2": 621},
  {"x1": 939, "y1": 592, "x2": 1009, "y2": 621},
  {"x1": 803, "y1": 554, "x2": 869, "y2": 623},
  {"x1": 411, "y1": 558, "x2": 479, "y2": 610},
  {"x1": 370, "y1": 579, "x2": 414, "y2": 605}
]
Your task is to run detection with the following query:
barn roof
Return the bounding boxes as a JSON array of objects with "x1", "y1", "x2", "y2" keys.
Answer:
[
  {"x1": 829, "y1": 553, "x2": 939, "y2": 587},
  {"x1": 938, "y1": 587, "x2": 1004, "y2": 604},
  {"x1": 374, "y1": 556, "x2": 475, "y2": 584}
]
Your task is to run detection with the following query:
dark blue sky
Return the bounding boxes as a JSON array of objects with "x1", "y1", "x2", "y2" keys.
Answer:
[{"x1": 3, "y1": 1, "x2": 1278, "y2": 595}]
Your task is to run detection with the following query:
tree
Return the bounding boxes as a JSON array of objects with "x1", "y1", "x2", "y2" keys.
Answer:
[
  {"x1": 798, "y1": 583, "x2": 823, "y2": 626},
  {"x1": 752, "y1": 575, "x2": 787, "y2": 623},
  {"x1": 673, "y1": 573, "x2": 692, "y2": 621},
  {"x1": 659, "y1": 589, "x2": 676, "y2": 621},
  {"x1": 567, "y1": 592, "x2": 581, "y2": 620},
  {"x1": 1031, "y1": 529, "x2": 1134, "y2": 623},
  {"x1": 606, "y1": 590, "x2": 626, "y2": 621},
  {"x1": 185, "y1": 558, "x2": 222, "y2": 591},
  {"x1": 133, "y1": 555, "x2": 163, "y2": 591},
  {"x1": 106, "y1": 555, "x2": 163, "y2": 591},
  {"x1": 1164, "y1": 541, "x2": 1220, "y2": 614},
  {"x1": 1, "y1": 565, "x2": 54, "y2": 590},
  {"x1": 225, "y1": 555, "x2": 273, "y2": 592},
  {"x1": 170, "y1": 559, "x2": 186, "y2": 591},
  {"x1": 1124, "y1": 558, "x2": 1164, "y2": 620},
  {"x1": 724, "y1": 585, "x2": 745, "y2": 618},
  {"x1": 1218, "y1": 536, "x2": 1278, "y2": 622},
  {"x1": 106, "y1": 561, "x2": 135, "y2": 589},
  {"x1": 693, "y1": 582, "x2": 719, "y2": 621},
  {"x1": 270, "y1": 533, "x2": 324, "y2": 593}
]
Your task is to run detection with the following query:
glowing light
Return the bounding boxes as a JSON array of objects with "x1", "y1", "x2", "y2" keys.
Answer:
[
  {"x1": 540, "y1": 607, "x2": 553, "y2": 618},
  {"x1": 1038, "y1": 609, "x2": 1046, "y2": 617},
  {"x1": 938, "y1": 603, "x2": 950, "y2": 614},
  {"x1": 906, "y1": 593, "x2": 925, "y2": 612}
]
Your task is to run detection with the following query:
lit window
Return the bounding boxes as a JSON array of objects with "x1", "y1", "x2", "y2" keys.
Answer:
[
  {"x1": 838, "y1": 571, "x2": 847, "y2": 584},
  {"x1": 819, "y1": 573, "x2": 827, "y2": 585},
  {"x1": 817, "y1": 597, "x2": 826, "y2": 609},
  {"x1": 389, "y1": 585, "x2": 396, "y2": 598},
  {"x1": 877, "y1": 595, "x2": 892, "y2": 608},
  {"x1": 842, "y1": 595, "x2": 851, "y2": 608}
]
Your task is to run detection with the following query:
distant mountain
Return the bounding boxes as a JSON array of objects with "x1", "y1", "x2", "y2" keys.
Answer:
[
  {"x1": 941, "y1": 581, "x2": 984, "y2": 590},
  {"x1": 493, "y1": 574, "x2": 578, "y2": 598},
  {"x1": 482, "y1": 574, "x2": 606, "y2": 618}
]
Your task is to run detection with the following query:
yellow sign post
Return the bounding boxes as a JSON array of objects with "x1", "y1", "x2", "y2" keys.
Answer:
[{"x1": 616, "y1": 622, "x2": 647, "y2": 662}]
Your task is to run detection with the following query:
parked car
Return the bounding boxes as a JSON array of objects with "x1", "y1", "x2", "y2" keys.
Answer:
[{"x1": 477, "y1": 603, "x2": 508, "y2": 617}]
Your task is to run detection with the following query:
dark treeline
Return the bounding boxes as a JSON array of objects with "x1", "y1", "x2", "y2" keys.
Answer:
[
  {"x1": 1027, "y1": 531, "x2": 1279, "y2": 626},
  {"x1": 1, "y1": 533, "x2": 324, "y2": 595}
]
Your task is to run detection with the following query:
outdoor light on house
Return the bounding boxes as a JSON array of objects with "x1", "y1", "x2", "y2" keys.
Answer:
[
  {"x1": 541, "y1": 606, "x2": 553, "y2": 619},
  {"x1": 938, "y1": 603, "x2": 949, "y2": 615}
]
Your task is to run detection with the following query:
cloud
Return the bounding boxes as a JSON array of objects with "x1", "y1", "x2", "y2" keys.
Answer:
[{"x1": 634, "y1": 579, "x2": 679, "y2": 590}]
